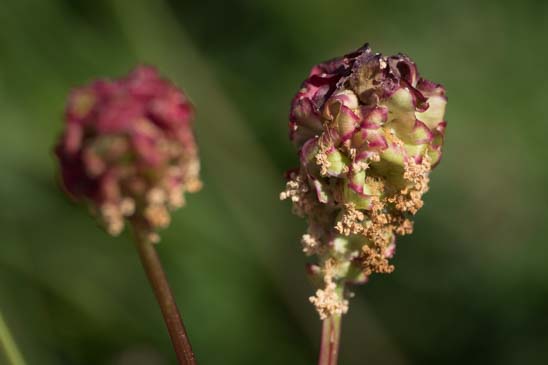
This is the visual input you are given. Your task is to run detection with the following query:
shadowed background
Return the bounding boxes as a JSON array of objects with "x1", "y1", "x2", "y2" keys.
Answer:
[{"x1": 1, "y1": 0, "x2": 547, "y2": 364}]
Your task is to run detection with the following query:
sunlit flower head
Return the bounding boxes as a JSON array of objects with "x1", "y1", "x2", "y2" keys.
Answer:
[{"x1": 281, "y1": 44, "x2": 447, "y2": 318}]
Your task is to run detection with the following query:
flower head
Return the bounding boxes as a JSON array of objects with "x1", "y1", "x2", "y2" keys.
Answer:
[
  {"x1": 281, "y1": 44, "x2": 447, "y2": 318},
  {"x1": 55, "y1": 66, "x2": 201, "y2": 241}
]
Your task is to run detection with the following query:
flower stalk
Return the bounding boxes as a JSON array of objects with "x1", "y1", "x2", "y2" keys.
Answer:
[
  {"x1": 134, "y1": 225, "x2": 196, "y2": 365},
  {"x1": 318, "y1": 314, "x2": 342, "y2": 365}
]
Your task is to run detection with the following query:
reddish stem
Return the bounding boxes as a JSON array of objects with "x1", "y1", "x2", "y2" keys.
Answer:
[
  {"x1": 134, "y1": 229, "x2": 197, "y2": 365},
  {"x1": 318, "y1": 314, "x2": 342, "y2": 365}
]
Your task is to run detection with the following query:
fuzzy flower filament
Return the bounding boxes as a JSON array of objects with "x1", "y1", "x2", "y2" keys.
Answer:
[{"x1": 281, "y1": 44, "x2": 447, "y2": 319}]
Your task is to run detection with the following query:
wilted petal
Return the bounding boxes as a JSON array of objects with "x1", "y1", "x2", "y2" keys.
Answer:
[
  {"x1": 388, "y1": 54, "x2": 418, "y2": 86},
  {"x1": 290, "y1": 97, "x2": 323, "y2": 147}
]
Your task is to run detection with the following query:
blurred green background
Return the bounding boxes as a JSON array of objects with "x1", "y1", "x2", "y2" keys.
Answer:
[{"x1": 1, "y1": 0, "x2": 547, "y2": 364}]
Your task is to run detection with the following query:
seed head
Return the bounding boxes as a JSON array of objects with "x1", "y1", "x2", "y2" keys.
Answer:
[{"x1": 55, "y1": 66, "x2": 201, "y2": 239}]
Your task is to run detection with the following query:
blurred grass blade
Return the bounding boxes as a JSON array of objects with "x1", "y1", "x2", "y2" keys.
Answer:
[{"x1": 0, "y1": 309, "x2": 26, "y2": 365}]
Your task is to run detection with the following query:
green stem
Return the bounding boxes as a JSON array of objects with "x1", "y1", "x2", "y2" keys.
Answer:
[
  {"x1": 134, "y1": 228, "x2": 196, "y2": 365},
  {"x1": 0, "y1": 309, "x2": 26, "y2": 365},
  {"x1": 318, "y1": 314, "x2": 342, "y2": 365}
]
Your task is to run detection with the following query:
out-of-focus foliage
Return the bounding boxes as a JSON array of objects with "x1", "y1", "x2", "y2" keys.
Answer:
[{"x1": 0, "y1": 0, "x2": 547, "y2": 364}]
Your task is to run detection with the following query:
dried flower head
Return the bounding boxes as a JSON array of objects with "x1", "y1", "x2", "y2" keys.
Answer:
[
  {"x1": 55, "y1": 66, "x2": 201, "y2": 240},
  {"x1": 281, "y1": 44, "x2": 447, "y2": 318}
]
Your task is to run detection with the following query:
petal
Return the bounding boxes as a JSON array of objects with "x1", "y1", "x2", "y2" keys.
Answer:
[
  {"x1": 344, "y1": 185, "x2": 373, "y2": 209},
  {"x1": 63, "y1": 123, "x2": 84, "y2": 155},
  {"x1": 416, "y1": 78, "x2": 446, "y2": 97},
  {"x1": 366, "y1": 130, "x2": 389, "y2": 149},
  {"x1": 99, "y1": 170, "x2": 121, "y2": 203},
  {"x1": 400, "y1": 119, "x2": 433, "y2": 145},
  {"x1": 149, "y1": 87, "x2": 193, "y2": 131},
  {"x1": 360, "y1": 106, "x2": 388, "y2": 128},
  {"x1": 299, "y1": 137, "x2": 322, "y2": 178},
  {"x1": 416, "y1": 94, "x2": 447, "y2": 129},
  {"x1": 428, "y1": 121, "x2": 446, "y2": 167},
  {"x1": 290, "y1": 97, "x2": 323, "y2": 146},
  {"x1": 324, "y1": 90, "x2": 361, "y2": 140},
  {"x1": 300, "y1": 137, "x2": 320, "y2": 166},
  {"x1": 131, "y1": 119, "x2": 165, "y2": 167},
  {"x1": 388, "y1": 54, "x2": 418, "y2": 86},
  {"x1": 325, "y1": 148, "x2": 348, "y2": 177},
  {"x1": 97, "y1": 96, "x2": 144, "y2": 133},
  {"x1": 334, "y1": 105, "x2": 360, "y2": 141},
  {"x1": 403, "y1": 143, "x2": 427, "y2": 161},
  {"x1": 312, "y1": 178, "x2": 330, "y2": 204},
  {"x1": 348, "y1": 170, "x2": 366, "y2": 194},
  {"x1": 325, "y1": 90, "x2": 359, "y2": 114},
  {"x1": 379, "y1": 140, "x2": 407, "y2": 167},
  {"x1": 427, "y1": 145, "x2": 443, "y2": 167},
  {"x1": 384, "y1": 87, "x2": 415, "y2": 118}
]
